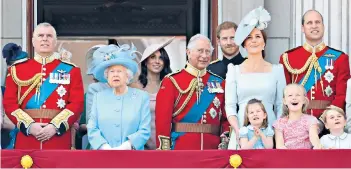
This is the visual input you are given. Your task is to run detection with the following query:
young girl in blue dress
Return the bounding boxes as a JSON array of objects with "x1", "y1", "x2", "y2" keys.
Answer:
[{"x1": 239, "y1": 99, "x2": 274, "y2": 149}]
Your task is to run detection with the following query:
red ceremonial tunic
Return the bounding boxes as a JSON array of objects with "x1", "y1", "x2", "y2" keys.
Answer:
[
  {"x1": 155, "y1": 63, "x2": 229, "y2": 150},
  {"x1": 3, "y1": 53, "x2": 84, "y2": 149},
  {"x1": 279, "y1": 42, "x2": 350, "y2": 118}
]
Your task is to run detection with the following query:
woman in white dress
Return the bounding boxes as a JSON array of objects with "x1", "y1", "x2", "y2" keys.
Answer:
[{"x1": 225, "y1": 7, "x2": 286, "y2": 145}]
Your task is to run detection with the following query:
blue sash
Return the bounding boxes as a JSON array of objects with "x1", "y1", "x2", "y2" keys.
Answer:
[
  {"x1": 25, "y1": 62, "x2": 73, "y2": 109},
  {"x1": 170, "y1": 75, "x2": 222, "y2": 149},
  {"x1": 299, "y1": 49, "x2": 342, "y2": 92}
]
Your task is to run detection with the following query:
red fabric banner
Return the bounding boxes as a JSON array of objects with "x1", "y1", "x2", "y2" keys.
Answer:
[{"x1": 1, "y1": 150, "x2": 350, "y2": 168}]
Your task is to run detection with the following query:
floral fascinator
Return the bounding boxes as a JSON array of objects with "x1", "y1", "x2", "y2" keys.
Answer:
[
  {"x1": 234, "y1": 6, "x2": 271, "y2": 57},
  {"x1": 92, "y1": 44, "x2": 140, "y2": 82}
]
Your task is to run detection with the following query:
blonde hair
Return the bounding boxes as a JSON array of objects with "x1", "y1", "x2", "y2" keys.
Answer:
[
  {"x1": 243, "y1": 98, "x2": 268, "y2": 128},
  {"x1": 282, "y1": 83, "x2": 309, "y2": 117},
  {"x1": 320, "y1": 106, "x2": 346, "y2": 124}
]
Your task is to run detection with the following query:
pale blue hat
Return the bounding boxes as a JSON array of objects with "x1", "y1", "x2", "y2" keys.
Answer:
[
  {"x1": 234, "y1": 6, "x2": 271, "y2": 57},
  {"x1": 86, "y1": 44, "x2": 107, "y2": 75},
  {"x1": 92, "y1": 44, "x2": 139, "y2": 82}
]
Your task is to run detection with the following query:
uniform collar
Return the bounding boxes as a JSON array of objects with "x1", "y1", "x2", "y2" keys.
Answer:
[
  {"x1": 223, "y1": 52, "x2": 244, "y2": 62},
  {"x1": 184, "y1": 62, "x2": 206, "y2": 77},
  {"x1": 34, "y1": 52, "x2": 59, "y2": 65},
  {"x1": 327, "y1": 132, "x2": 348, "y2": 140},
  {"x1": 303, "y1": 42, "x2": 326, "y2": 53}
]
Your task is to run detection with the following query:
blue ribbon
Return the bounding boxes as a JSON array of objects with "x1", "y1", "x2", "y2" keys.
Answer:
[
  {"x1": 170, "y1": 75, "x2": 222, "y2": 149},
  {"x1": 299, "y1": 49, "x2": 341, "y2": 92},
  {"x1": 25, "y1": 62, "x2": 73, "y2": 109},
  {"x1": 6, "y1": 128, "x2": 18, "y2": 149}
]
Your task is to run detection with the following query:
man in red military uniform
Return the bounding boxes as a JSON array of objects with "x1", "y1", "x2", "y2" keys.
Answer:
[
  {"x1": 279, "y1": 10, "x2": 350, "y2": 125},
  {"x1": 155, "y1": 34, "x2": 230, "y2": 150},
  {"x1": 3, "y1": 22, "x2": 84, "y2": 149}
]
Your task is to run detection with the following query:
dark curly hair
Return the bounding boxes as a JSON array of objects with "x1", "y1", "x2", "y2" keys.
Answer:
[{"x1": 138, "y1": 48, "x2": 172, "y2": 88}]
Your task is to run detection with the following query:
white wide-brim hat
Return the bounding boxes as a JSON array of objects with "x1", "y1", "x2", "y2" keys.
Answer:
[{"x1": 140, "y1": 36, "x2": 175, "y2": 63}]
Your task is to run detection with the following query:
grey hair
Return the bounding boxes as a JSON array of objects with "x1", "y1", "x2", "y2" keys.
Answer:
[
  {"x1": 282, "y1": 83, "x2": 309, "y2": 117},
  {"x1": 187, "y1": 34, "x2": 214, "y2": 53},
  {"x1": 33, "y1": 22, "x2": 57, "y2": 40},
  {"x1": 104, "y1": 66, "x2": 134, "y2": 85}
]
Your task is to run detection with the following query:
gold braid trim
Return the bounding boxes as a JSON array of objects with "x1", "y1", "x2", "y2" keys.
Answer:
[
  {"x1": 168, "y1": 77, "x2": 197, "y2": 117},
  {"x1": 282, "y1": 52, "x2": 321, "y2": 86},
  {"x1": 51, "y1": 109, "x2": 74, "y2": 131},
  {"x1": 11, "y1": 66, "x2": 42, "y2": 86},
  {"x1": 18, "y1": 77, "x2": 41, "y2": 105},
  {"x1": 11, "y1": 109, "x2": 35, "y2": 128},
  {"x1": 299, "y1": 55, "x2": 318, "y2": 86},
  {"x1": 11, "y1": 66, "x2": 42, "y2": 104},
  {"x1": 168, "y1": 77, "x2": 196, "y2": 94},
  {"x1": 282, "y1": 53, "x2": 312, "y2": 75}
]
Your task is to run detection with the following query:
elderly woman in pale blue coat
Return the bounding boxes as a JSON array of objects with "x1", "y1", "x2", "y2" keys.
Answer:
[{"x1": 87, "y1": 44, "x2": 151, "y2": 150}]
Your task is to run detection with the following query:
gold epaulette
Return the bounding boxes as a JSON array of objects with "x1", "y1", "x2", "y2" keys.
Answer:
[
  {"x1": 208, "y1": 70, "x2": 224, "y2": 80},
  {"x1": 10, "y1": 58, "x2": 29, "y2": 66},
  {"x1": 285, "y1": 46, "x2": 302, "y2": 53},
  {"x1": 161, "y1": 69, "x2": 182, "y2": 86},
  {"x1": 61, "y1": 60, "x2": 77, "y2": 67},
  {"x1": 210, "y1": 59, "x2": 220, "y2": 64},
  {"x1": 165, "y1": 69, "x2": 181, "y2": 78}
]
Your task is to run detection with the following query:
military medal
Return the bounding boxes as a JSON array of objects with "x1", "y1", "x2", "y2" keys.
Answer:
[
  {"x1": 209, "y1": 108, "x2": 217, "y2": 119},
  {"x1": 49, "y1": 73, "x2": 56, "y2": 84},
  {"x1": 325, "y1": 59, "x2": 330, "y2": 70},
  {"x1": 215, "y1": 81, "x2": 224, "y2": 93},
  {"x1": 207, "y1": 82, "x2": 213, "y2": 93},
  {"x1": 56, "y1": 98, "x2": 66, "y2": 109},
  {"x1": 56, "y1": 85, "x2": 67, "y2": 97},
  {"x1": 50, "y1": 70, "x2": 71, "y2": 84},
  {"x1": 324, "y1": 71, "x2": 334, "y2": 83},
  {"x1": 325, "y1": 59, "x2": 334, "y2": 70},
  {"x1": 58, "y1": 70, "x2": 71, "y2": 84},
  {"x1": 324, "y1": 85, "x2": 333, "y2": 97},
  {"x1": 329, "y1": 59, "x2": 334, "y2": 70},
  {"x1": 213, "y1": 97, "x2": 220, "y2": 109},
  {"x1": 209, "y1": 82, "x2": 217, "y2": 93}
]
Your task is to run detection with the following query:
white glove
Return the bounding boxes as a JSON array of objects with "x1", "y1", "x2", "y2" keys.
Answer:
[
  {"x1": 99, "y1": 144, "x2": 112, "y2": 150},
  {"x1": 112, "y1": 141, "x2": 132, "y2": 150}
]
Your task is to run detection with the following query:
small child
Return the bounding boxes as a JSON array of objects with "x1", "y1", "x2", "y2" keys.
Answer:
[
  {"x1": 238, "y1": 99, "x2": 274, "y2": 149},
  {"x1": 320, "y1": 106, "x2": 351, "y2": 149},
  {"x1": 273, "y1": 84, "x2": 321, "y2": 149}
]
